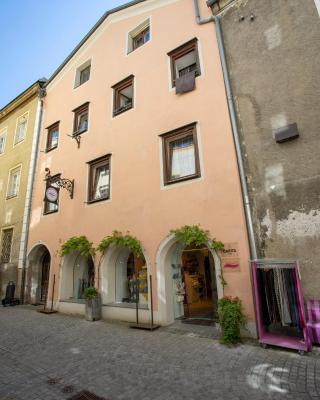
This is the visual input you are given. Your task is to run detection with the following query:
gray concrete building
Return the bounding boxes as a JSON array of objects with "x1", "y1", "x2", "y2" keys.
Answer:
[{"x1": 215, "y1": 0, "x2": 320, "y2": 299}]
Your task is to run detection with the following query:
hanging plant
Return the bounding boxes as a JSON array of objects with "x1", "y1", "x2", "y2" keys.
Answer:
[
  {"x1": 97, "y1": 230, "x2": 143, "y2": 258},
  {"x1": 170, "y1": 224, "x2": 224, "y2": 251},
  {"x1": 60, "y1": 235, "x2": 95, "y2": 257}
]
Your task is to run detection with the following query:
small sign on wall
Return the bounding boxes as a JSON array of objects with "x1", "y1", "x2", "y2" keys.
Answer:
[
  {"x1": 221, "y1": 243, "x2": 240, "y2": 272},
  {"x1": 222, "y1": 257, "x2": 240, "y2": 272}
]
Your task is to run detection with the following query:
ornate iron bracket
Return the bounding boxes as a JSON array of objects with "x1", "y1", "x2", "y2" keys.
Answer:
[
  {"x1": 45, "y1": 168, "x2": 74, "y2": 199},
  {"x1": 67, "y1": 134, "x2": 81, "y2": 149}
]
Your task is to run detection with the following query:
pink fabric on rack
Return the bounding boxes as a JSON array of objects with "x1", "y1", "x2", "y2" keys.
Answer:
[
  {"x1": 307, "y1": 300, "x2": 320, "y2": 322},
  {"x1": 307, "y1": 322, "x2": 320, "y2": 344}
]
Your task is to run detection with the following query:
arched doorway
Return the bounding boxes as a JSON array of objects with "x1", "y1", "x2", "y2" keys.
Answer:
[
  {"x1": 175, "y1": 246, "x2": 218, "y2": 322},
  {"x1": 156, "y1": 235, "x2": 223, "y2": 325},
  {"x1": 60, "y1": 253, "x2": 94, "y2": 301},
  {"x1": 40, "y1": 251, "x2": 50, "y2": 303},
  {"x1": 27, "y1": 244, "x2": 51, "y2": 305}
]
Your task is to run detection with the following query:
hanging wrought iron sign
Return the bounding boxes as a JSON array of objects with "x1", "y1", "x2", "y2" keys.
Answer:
[{"x1": 45, "y1": 168, "x2": 74, "y2": 199}]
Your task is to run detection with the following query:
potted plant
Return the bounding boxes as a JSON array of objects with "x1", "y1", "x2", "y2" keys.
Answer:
[
  {"x1": 218, "y1": 296, "x2": 246, "y2": 344},
  {"x1": 84, "y1": 287, "x2": 101, "y2": 321}
]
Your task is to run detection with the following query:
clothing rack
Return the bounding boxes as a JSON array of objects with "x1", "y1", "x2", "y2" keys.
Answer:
[{"x1": 252, "y1": 259, "x2": 311, "y2": 354}]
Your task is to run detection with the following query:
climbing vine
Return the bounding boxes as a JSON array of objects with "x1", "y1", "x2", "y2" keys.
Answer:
[
  {"x1": 60, "y1": 235, "x2": 95, "y2": 257},
  {"x1": 97, "y1": 230, "x2": 143, "y2": 258},
  {"x1": 170, "y1": 224, "x2": 224, "y2": 251}
]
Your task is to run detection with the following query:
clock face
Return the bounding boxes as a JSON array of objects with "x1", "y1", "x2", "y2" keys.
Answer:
[{"x1": 45, "y1": 186, "x2": 58, "y2": 202}]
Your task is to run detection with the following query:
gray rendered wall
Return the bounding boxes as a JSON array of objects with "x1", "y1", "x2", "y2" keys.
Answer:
[{"x1": 220, "y1": 0, "x2": 320, "y2": 299}]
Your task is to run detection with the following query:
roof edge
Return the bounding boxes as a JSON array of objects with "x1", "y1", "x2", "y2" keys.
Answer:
[
  {"x1": 46, "y1": 0, "x2": 147, "y2": 87},
  {"x1": 0, "y1": 78, "x2": 47, "y2": 120}
]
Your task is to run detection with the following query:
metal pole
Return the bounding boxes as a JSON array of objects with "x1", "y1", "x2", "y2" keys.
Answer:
[
  {"x1": 135, "y1": 277, "x2": 139, "y2": 325},
  {"x1": 149, "y1": 274, "x2": 154, "y2": 327},
  {"x1": 51, "y1": 274, "x2": 55, "y2": 311}
]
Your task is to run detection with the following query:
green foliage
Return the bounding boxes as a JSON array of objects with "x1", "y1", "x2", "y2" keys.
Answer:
[
  {"x1": 170, "y1": 224, "x2": 224, "y2": 251},
  {"x1": 60, "y1": 235, "x2": 95, "y2": 257},
  {"x1": 218, "y1": 296, "x2": 246, "y2": 345},
  {"x1": 84, "y1": 286, "x2": 98, "y2": 300},
  {"x1": 97, "y1": 230, "x2": 143, "y2": 257}
]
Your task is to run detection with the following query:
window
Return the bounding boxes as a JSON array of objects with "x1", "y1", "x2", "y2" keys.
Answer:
[
  {"x1": 128, "y1": 19, "x2": 150, "y2": 53},
  {"x1": 161, "y1": 123, "x2": 200, "y2": 185},
  {"x1": 73, "y1": 103, "x2": 89, "y2": 135},
  {"x1": 80, "y1": 65, "x2": 91, "y2": 85},
  {"x1": 44, "y1": 174, "x2": 60, "y2": 214},
  {"x1": 115, "y1": 249, "x2": 148, "y2": 306},
  {"x1": 74, "y1": 60, "x2": 91, "y2": 87},
  {"x1": 0, "y1": 129, "x2": 7, "y2": 154},
  {"x1": 46, "y1": 122, "x2": 59, "y2": 151},
  {"x1": 112, "y1": 76, "x2": 134, "y2": 117},
  {"x1": 0, "y1": 228, "x2": 13, "y2": 263},
  {"x1": 14, "y1": 113, "x2": 28, "y2": 144},
  {"x1": 87, "y1": 155, "x2": 111, "y2": 203},
  {"x1": 7, "y1": 166, "x2": 21, "y2": 198},
  {"x1": 168, "y1": 38, "x2": 201, "y2": 88}
]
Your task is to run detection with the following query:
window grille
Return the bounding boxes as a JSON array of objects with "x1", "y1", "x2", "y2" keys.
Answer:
[{"x1": 1, "y1": 229, "x2": 13, "y2": 263}]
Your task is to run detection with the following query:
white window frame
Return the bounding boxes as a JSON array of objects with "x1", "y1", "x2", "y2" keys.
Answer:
[
  {"x1": 74, "y1": 59, "x2": 92, "y2": 88},
  {"x1": 6, "y1": 164, "x2": 22, "y2": 199},
  {"x1": 14, "y1": 112, "x2": 29, "y2": 146},
  {"x1": 127, "y1": 17, "x2": 151, "y2": 54},
  {"x1": 0, "y1": 127, "x2": 7, "y2": 155}
]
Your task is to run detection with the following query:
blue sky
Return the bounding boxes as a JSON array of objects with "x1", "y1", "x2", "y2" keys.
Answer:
[{"x1": 0, "y1": 0, "x2": 128, "y2": 108}]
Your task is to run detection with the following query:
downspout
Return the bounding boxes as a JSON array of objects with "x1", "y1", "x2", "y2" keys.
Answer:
[
  {"x1": 193, "y1": 0, "x2": 257, "y2": 260},
  {"x1": 19, "y1": 87, "x2": 45, "y2": 303}
]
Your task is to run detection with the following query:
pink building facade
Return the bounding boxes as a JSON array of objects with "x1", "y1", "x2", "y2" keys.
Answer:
[{"x1": 27, "y1": 0, "x2": 255, "y2": 334}]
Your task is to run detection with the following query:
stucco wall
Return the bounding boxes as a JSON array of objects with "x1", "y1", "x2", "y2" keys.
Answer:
[
  {"x1": 27, "y1": 0, "x2": 254, "y2": 325},
  {"x1": 0, "y1": 95, "x2": 38, "y2": 297},
  {"x1": 221, "y1": 0, "x2": 320, "y2": 299}
]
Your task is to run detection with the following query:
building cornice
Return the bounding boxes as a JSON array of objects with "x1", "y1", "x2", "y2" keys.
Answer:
[{"x1": 0, "y1": 80, "x2": 46, "y2": 121}]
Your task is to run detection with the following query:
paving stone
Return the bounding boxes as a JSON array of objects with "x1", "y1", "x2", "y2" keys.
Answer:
[{"x1": 0, "y1": 306, "x2": 320, "y2": 399}]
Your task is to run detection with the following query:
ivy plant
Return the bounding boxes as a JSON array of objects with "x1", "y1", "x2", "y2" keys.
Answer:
[
  {"x1": 60, "y1": 235, "x2": 95, "y2": 257},
  {"x1": 170, "y1": 224, "x2": 224, "y2": 251},
  {"x1": 218, "y1": 296, "x2": 246, "y2": 345},
  {"x1": 97, "y1": 230, "x2": 143, "y2": 258}
]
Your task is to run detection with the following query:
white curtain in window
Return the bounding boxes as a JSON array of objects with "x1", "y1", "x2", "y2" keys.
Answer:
[
  {"x1": 171, "y1": 137, "x2": 195, "y2": 178},
  {"x1": 94, "y1": 166, "x2": 109, "y2": 199},
  {"x1": 8, "y1": 168, "x2": 20, "y2": 197}
]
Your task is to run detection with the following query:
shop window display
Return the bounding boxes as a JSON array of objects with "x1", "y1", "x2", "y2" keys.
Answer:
[
  {"x1": 115, "y1": 249, "x2": 148, "y2": 306},
  {"x1": 73, "y1": 256, "x2": 95, "y2": 299}
]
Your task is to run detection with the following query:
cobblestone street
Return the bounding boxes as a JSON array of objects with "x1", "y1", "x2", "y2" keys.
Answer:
[{"x1": 1, "y1": 307, "x2": 320, "y2": 400}]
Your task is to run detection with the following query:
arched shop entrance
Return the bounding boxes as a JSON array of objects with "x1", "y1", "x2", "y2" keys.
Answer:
[
  {"x1": 156, "y1": 235, "x2": 223, "y2": 325},
  {"x1": 172, "y1": 246, "x2": 218, "y2": 322},
  {"x1": 60, "y1": 253, "x2": 95, "y2": 301},
  {"x1": 26, "y1": 244, "x2": 51, "y2": 304}
]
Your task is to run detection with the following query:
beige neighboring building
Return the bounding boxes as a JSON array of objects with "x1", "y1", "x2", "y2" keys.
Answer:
[
  {"x1": 27, "y1": 0, "x2": 256, "y2": 334},
  {"x1": 0, "y1": 80, "x2": 46, "y2": 300}
]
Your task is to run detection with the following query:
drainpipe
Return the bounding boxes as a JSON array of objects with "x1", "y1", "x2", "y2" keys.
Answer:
[
  {"x1": 19, "y1": 85, "x2": 45, "y2": 303},
  {"x1": 193, "y1": 0, "x2": 257, "y2": 260}
]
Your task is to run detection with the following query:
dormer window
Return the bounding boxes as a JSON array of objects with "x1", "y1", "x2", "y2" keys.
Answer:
[
  {"x1": 168, "y1": 38, "x2": 201, "y2": 92},
  {"x1": 73, "y1": 103, "x2": 89, "y2": 135},
  {"x1": 128, "y1": 19, "x2": 150, "y2": 53},
  {"x1": 74, "y1": 60, "x2": 91, "y2": 87}
]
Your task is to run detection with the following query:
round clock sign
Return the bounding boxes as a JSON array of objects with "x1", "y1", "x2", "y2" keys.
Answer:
[{"x1": 45, "y1": 186, "x2": 58, "y2": 203}]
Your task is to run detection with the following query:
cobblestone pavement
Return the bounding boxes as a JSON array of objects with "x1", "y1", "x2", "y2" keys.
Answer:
[{"x1": 1, "y1": 307, "x2": 320, "y2": 400}]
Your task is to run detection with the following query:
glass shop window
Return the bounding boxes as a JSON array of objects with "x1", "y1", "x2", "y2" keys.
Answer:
[
  {"x1": 115, "y1": 249, "x2": 148, "y2": 306},
  {"x1": 73, "y1": 256, "x2": 95, "y2": 299}
]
